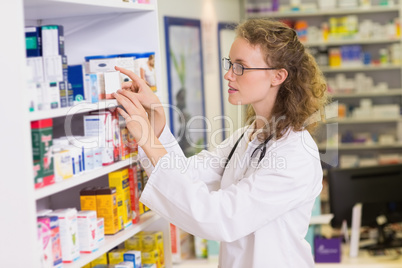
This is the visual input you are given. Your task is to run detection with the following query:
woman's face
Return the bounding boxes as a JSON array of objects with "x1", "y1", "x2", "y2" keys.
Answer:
[
  {"x1": 224, "y1": 37, "x2": 279, "y2": 112},
  {"x1": 149, "y1": 57, "x2": 155, "y2": 67}
]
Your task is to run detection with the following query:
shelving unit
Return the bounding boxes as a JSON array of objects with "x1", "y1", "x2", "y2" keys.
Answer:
[
  {"x1": 318, "y1": 142, "x2": 402, "y2": 151},
  {"x1": 319, "y1": 64, "x2": 402, "y2": 73},
  {"x1": 29, "y1": 99, "x2": 119, "y2": 121},
  {"x1": 248, "y1": 5, "x2": 400, "y2": 18},
  {"x1": 326, "y1": 117, "x2": 402, "y2": 124},
  {"x1": 246, "y1": 0, "x2": 402, "y2": 169},
  {"x1": 64, "y1": 211, "x2": 165, "y2": 268},
  {"x1": 304, "y1": 37, "x2": 400, "y2": 47},
  {"x1": 35, "y1": 156, "x2": 137, "y2": 200},
  {"x1": 1, "y1": 0, "x2": 172, "y2": 267},
  {"x1": 331, "y1": 88, "x2": 402, "y2": 98}
]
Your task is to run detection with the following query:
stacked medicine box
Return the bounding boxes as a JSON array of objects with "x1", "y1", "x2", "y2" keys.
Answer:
[{"x1": 25, "y1": 25, "x2": 73, "y2": 112}]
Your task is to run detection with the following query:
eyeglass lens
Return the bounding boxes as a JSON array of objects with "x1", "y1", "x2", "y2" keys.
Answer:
[{"x1": 222, "y1": 58, "x2": 242, "y2": 75}]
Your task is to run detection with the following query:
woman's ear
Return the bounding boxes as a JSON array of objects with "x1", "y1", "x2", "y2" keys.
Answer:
[{"x1": 271, "y1": 68, "x2": 288, "y2": 87}]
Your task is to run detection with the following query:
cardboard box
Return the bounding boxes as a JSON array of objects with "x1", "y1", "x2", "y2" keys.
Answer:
[
  {"x1": 31, "y1": 119, "x2": 54, "y2": 188},
  {"x1": 96, "y1": 217, "x2": 105, "y2": 246},
  {"x1": 141, "y1": 250, "x2": 160, "y2": 268},
  {"x1": 43, "y1": 55, "x2": 64, "y2": 82},
  {"x1": 109, "y1": 168, "x2": 132, "y2": 229},
  {"x1": 26, "y1": 57, "x2": 44, "y2": 82},
  {"x1": 314, "y1": 237, "x2": 341, "y2": 263},
  {"x1": 123, "y1": 250, "x2": 142, "y2": 268},
  {"x1": 68, "y1": 64, "x2": 86, "y2": 103},
  {"x1": 104, "y1": 71, "x2": 121, "y2": 99},
  {"x1": 77, "y1": 210, "x2": 98, "y2": 253},
  {"x1": 96, "y1": 187, "x2": 119, "y2": 235},
  {"x1": 48, "y1": 216, "x2": 63, "y2": 268},
  {"x1": 84, "y1": 111, "x2": 115, "y2": 166},
  {"x1": 25, "y1": 26, "x2": 42, "y2": 57},
  {"x1": 125, "y1": 232, "x2": 142, "y2": 250},
  {"x1": 41, "y1": 25, "x2": 64, "y2": 56},
  {"x1": 128, "y1": 165, "x2": 140, "y2": 224},
  {"x1": 90, "y1": 253, "x2": 107, "y2": 267},
  {"x1": 108, "y1": 248, "x2": 127, "y2": 265},
  {"x1": 37, "y1": 217, "x2": 53, "y2": 268},
  {"x1": 47, "y1": 81, "x2": 62, "y2": 109},
  {"x1": 48, "y1": 208, "x2": 80, "y2": 263}
]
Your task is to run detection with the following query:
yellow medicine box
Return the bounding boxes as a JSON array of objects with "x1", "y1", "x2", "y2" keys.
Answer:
[
  {"x1": 142, "y1": 250, "x2": 160, "y2": 268},
  {"x1": 125, "y1": 232, "x2": 143, "y2": 250},
  {"x1": 90, "y1": 252, "x2": 107, "y2": 266},
  {"x1": 109, "y1": 168, "x2": 132, "y2": 229},
  {"x1": 96, "y1": 187, "x2": 119, "y2": 235},
  {"x1": 108, "y1": 248, "x2": 127, "y2": 265},
  {"x1": 80, "y1": 187, "x2": 97, "y2": 211}
]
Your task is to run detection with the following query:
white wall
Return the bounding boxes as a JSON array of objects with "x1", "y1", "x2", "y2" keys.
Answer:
[{"x1": 157, "y1": 0, "x2": 242, "y2": 149}]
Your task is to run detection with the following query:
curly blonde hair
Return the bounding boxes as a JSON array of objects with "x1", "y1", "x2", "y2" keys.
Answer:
[{"x1": 236, "y1": 19, "x2": 328, "y2": 140}]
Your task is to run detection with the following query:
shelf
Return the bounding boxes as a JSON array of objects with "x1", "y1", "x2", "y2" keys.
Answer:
[
  {"x1": 304, "y1": 38, "x2": 401, "y2": 47},
  {"x1": 24, "y1": 0, "x2": 155, "y2": 20},
  {"x1": 320, "y1": 65, "x2": 402, "y2": 73},
  {"x1": 318, "y1": 143, "x2": 402, "y2": 151},
  {"x1": 326, "y1": 117, "x2": 402, "y2": 124},
  {"x1": 246, "y1": 5, "x2": 399, "y2": 18},
  {"x1": 29, "y1": 99, "x2": 118, "y2": 121},
  {"x1": 64, "y1": 211, "x2": 161, "y2": 268},
  {"x1": 35, "y1": 156, "x2": 138, "y2": 200},
  {"x1": 330, "y1": 89, "x2": 402, "y2": 98}
]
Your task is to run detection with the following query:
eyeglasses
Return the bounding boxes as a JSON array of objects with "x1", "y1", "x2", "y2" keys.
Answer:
[{"x1": 222, "y1": 57, "x2": 277, "y2": 76}]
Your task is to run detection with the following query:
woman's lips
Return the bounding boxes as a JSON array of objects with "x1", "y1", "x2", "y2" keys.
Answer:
[{"x1": 228, "y1": 85, "x2": 238, "y2": 93}]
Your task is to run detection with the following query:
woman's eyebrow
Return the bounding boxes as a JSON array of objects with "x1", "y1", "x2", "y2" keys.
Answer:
[{"x1": 230, "y1": 57, "x2": 247, "y2": 64}]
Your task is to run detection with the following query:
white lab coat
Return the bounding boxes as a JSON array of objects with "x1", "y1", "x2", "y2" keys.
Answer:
[{"x1": 139, "y1": 123, "x2": 323, "y2": 268}]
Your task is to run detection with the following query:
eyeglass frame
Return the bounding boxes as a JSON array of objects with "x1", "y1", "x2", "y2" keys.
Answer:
[{"x1": 222, "y1": 57, "x2": 278, "y2": 76}]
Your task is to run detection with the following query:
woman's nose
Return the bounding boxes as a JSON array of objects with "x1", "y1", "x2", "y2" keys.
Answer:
[{"x1": 223, "y1": 67, "x2": 235, "y2": 81}]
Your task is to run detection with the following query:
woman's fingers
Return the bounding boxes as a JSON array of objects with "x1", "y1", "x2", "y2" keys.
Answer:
[
  {"x1": 116, "y1": 106, "x2": 130, "y2": 120},
  {"x1": 121, "y1": 81, "x2": 134, "y2": 90},
  {"x1": 116, "y1": 89, "x2": 145, "y2": 111},
  {"x1": 113, "y1": 92, "x2": 138, "y2": 116},
  {"x1": 115, "y1": 66, "x2": 144, "y2": 85}
]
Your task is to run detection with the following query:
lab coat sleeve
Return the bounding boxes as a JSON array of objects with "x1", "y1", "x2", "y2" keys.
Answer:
[
  {"x1": 137, "y1": 124, "x2": 185, "y2": 175},
  {"x1": 138, "y1": 124, "x2": 244, "y2": 191},
  {"x1": 139, "y1": 134, "x2": 323, "y2": 242}
]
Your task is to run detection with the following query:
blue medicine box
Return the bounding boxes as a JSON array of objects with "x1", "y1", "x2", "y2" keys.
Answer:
[
  {"x1": 68, "y1": 65, "x2": 85, "y2": 103},
  {"x1": 25, "y1": 26, "x2": 41, "y2": 57}
]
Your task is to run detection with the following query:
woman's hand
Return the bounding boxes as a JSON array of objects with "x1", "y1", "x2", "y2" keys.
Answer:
[
  {"x1": 113, "y1": 90, "x2": 152, "y2": 147},
  {"x1": 113, "y1": 90, "x2": 168, "y2": 166},
  {"x1": 115, "y1": 66, "x2": 166, "y2": 137}
]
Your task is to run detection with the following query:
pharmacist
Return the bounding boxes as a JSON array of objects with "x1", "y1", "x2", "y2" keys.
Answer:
[{"x1": 113, "y1": 19, "x2": 327, "y2": 268}]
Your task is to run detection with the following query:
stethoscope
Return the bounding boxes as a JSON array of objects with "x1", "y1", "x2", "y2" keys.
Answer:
[{"x1": 224, "y1": 131, "x2": 274, "y2": 169}]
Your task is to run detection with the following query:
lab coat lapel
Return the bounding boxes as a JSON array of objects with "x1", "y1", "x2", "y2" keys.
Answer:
[{"x1": 220, "y1": 135, "x2": 250, "y2": 189}]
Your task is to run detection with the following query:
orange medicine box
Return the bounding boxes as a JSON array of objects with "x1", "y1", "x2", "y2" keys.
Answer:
[
  {"x1": 108, "y1": 168, "x2": 132, "y2": 229},
  {"x1": 80, "y1": 187, "x2": 97, "y2": 211},
  {"x1": 96, "y1": 187, "x2": 119, "y2": 235}
]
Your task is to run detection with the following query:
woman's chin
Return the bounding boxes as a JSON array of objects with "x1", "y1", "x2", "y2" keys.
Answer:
[{"x1": 228, "y1": 97, "x2": 243, "y2": 106}]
